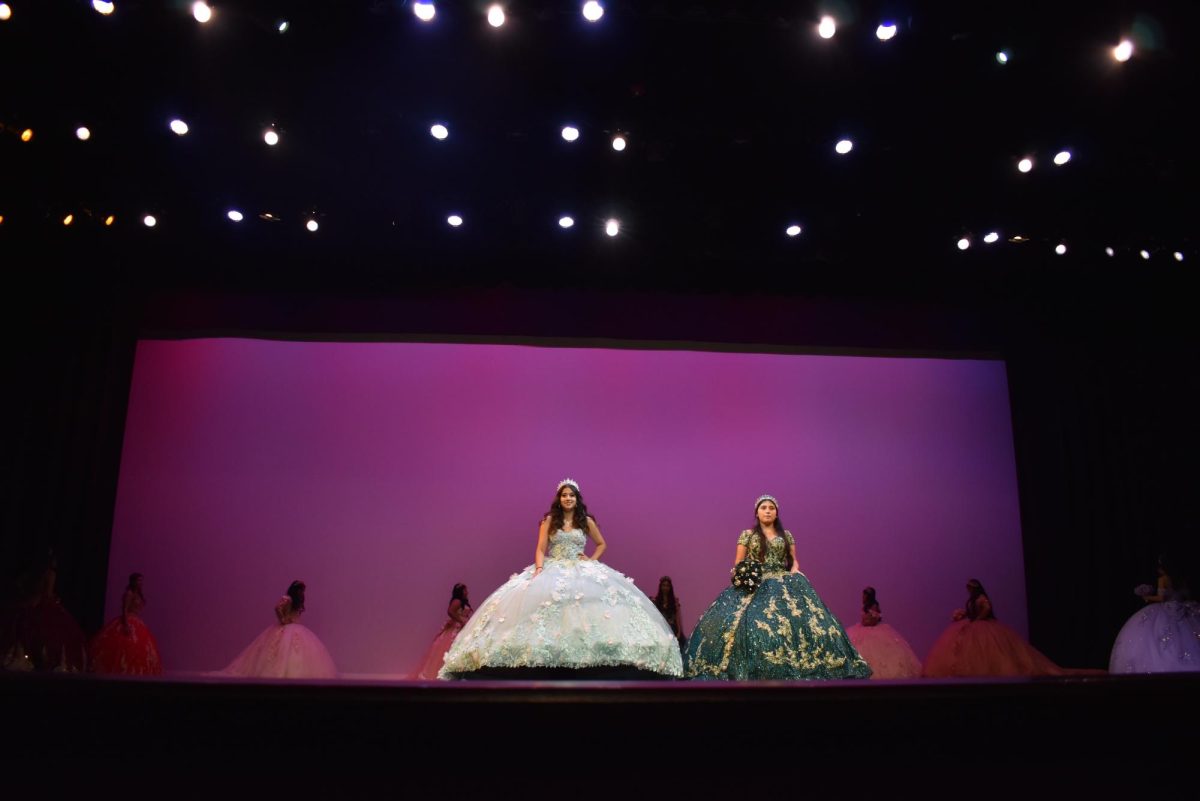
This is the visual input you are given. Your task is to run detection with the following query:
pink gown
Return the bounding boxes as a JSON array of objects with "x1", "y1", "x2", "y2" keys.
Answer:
[
  {"x1": 922, "y1": 598, "x2": 1062, "y2": 677},
  {"x1": 221, "y1": 597, "x2": 338, "y2": 679},
  {"x1": 413, "y1": 603, "x2": 471, "y2": 680},
  {"x1": 846, "y1": 608, "x2": 923, "y2": 679}
]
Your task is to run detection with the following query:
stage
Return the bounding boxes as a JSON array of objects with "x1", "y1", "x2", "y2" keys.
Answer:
[{"x1": 3, "y1": 671, "x2": 1194, "y2": 792}]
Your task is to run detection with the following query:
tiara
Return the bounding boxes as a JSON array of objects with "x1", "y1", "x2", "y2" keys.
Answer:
[
  {"x1": 755, "y1": 494, "x2": 778, "y2": 509},
  {"x1": 557, "y1": 478, "x2": 581, "y2": 492}
]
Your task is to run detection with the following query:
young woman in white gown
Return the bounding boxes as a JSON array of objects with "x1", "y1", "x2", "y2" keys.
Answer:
[
  {"x1": 439, "y1": 479, "x2": 683, "y2": 679},
  {"x1": 221, "y1": 580, "x2": 338, "y2": 679}
]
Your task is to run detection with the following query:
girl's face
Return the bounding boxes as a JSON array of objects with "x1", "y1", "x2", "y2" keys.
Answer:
[
  {"x1": 660, "y1": 579, "x2": 671, "y2": 594},
  {"x1": 559, "y1": 487, "x2": 578, "y2": 510},
  {"x1": 756, "y1": 501, "x2": 778, "y2": 526}
]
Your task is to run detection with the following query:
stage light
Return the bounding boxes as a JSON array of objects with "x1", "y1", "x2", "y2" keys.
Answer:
[
  {"x1": 1053, "y1": 150, "x2": 1072, "y2": 165},
  {"x1": 430, "y1": 124, "x2": 449, "y2": 140},
  {"x1": 20, "y1": 128, "x2": 33, "y2": 142},
  {"x1": 0, "y1": 5, "x2": 11, "y2": 23},
  {"x1": 487, "y1": 5, "x2": 505, "y2": 27},
  {"x1": 1055, "y1": 243, "x2": 1067, "y2": 255},
  {"x1": 957, "y1": 237, "x2": 970, "y2": 251},
  {"x1": 76, "y1": 127, "x2": 92, "y2": 141},
  {"x1": 1009, "y1": 235, "x2": 1028, "y2": 243},
  {"x1": 1105, "y1": 247, "x2": 1115, "y2": 257},
  {"x1": 1017, "y1": 157, "x2": 1033, "y2": 173},
  {"x1": 169, "y1": 119, "x2": 189, "y2": 136},
  {"x1": 818, "y1": 16, "x2": 836, "y2": 39},
  {"x1": 835, "y1": 139, "x2": 853, "y2": 155},
  {"x1": 612, "y1": 135, "x2": 626, "y2": 151},
  {"x1": 984, "y1": 232, "x2": 1000, "y2": 244},
  {"x1": 263, "y1": 128, "x2": 279, "y2": 146},
  {"x1": 876, "y1": 23, "x2": 896, "y2": 41},
  {"x1": 1140, "y1": 249, "x2": 1150, "y2": 260},
  {"x1": 561, "y1": 126, "x2": 580, "y2": 142},
  {"x1": 306, "y1": 219, "x2": 319, "y2": 232},
  {"x1": 786, "y1": 225, "x2": 802, "y2": 237},
  {"x1": 447, "y1": 214, "x2": 463, "y2": 227},
  {"x1": 605, "y1": 219, "x2": 620, "y2": 237},
  {"x1": 93, "y1": 1, "x2": 115, "y2": 15},
  {"x1": 143, "y1": 215, "x2": 157, "y2": 227},
  {"x1": 63, "y1": 214, "x2": 75, "y2": 226},
  {"x1": 104, "y1": 215, "x2": 115, "y2": 226},
  {"x1": 559, "y1": 216, "x2": 575, "y2": 228},
  {"x1": 192, "y1": 2, "x2": 212, "y2": 24},
  {"x1": 1113, "y1": 40, "x2": 1133, "y2": 62},
  {"x1": 227, "y1": 210, "x2": 244, "y2": 222},
  {"x1": 1174, "y1": 252, "x2": 1184, "y2": 262},
  {"x1": 582, "y1": 2, "x2": 604, "y2": 22},
  {"x1": 413, "y1": 2, "x2": 435, "y2": 23},
  {"x1": 278, "y1": 21, "x2": 289, "y2": 33},
  {"x1": 996, "y1": 50, "x2": 1009, "y2": 64},
  {"x1": 0, "y1": 215, "x2": 5, "y2": 225}
]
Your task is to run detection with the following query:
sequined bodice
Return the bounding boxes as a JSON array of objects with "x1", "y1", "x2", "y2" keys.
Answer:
[
  {"x1": 761, "y1": 536, "x2": 790, "y2": 571},
  {"x1": 740, "y1": 530, "x2": 791, "y2": 572},
  {"x1": 548, "y1": 529, "x2": 587, "y2": 560},
  {"x1": 125, "y1": 592, "x2": 145, "y2": 616}
]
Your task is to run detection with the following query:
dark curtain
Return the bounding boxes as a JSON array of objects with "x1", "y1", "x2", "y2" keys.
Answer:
[{"x1": 1, "y1": 282, "x2": 137, "y2": 634}]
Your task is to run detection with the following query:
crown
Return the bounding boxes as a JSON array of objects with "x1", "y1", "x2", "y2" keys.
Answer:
[
  {"x1": 755, "y1": 494, "x2": 778, "y2": 509},
  {"x1": 557, "y1": 478, "x2": 581, "y2": 493}
]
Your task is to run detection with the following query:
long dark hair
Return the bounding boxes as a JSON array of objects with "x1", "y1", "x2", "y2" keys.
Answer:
[
  {"x1": 545, "y1": 484, "x2": 594, "y2": 533},
  {"x1": 750, "y1": 500, "x2": 792, "y2": 570},
  {"x1": 965, "y1": 578, "x2": 990, "y2": 620},
  {"x1": 450, "y1": 582, "x2": 471, "y2": 611},
  {"x1": 126, "y1": 572, "x2": 145, "y2": 606},
  {"x1": 286, "y1": 580, "x2": 306, "y2": 613},
  {"x1": 862, "y1": 586, "x2": 880, "y2": 615},
  {"x1": 653, "y1": 576, "x2": 679, "y2": 614}
]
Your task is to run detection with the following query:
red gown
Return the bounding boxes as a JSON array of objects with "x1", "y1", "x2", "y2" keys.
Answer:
[
  {"x1": 4, "y1": 567, "x2": 88, "y2": 672},
  {"x1": 89, "y1": 591, "x2": 163, "y2": 675}
]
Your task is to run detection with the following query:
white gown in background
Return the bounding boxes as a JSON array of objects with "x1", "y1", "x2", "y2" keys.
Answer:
[
  {"x1": 221, "y1": 597, "x2": 338, "y2": 679},
  {"x1": 1109, "y1": 587, "x2": 1200, "y2": 674}
]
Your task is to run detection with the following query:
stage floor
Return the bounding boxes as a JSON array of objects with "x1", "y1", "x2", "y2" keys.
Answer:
[{"x1": 3, "y1": 671, "x2": 1195, "y2": 792}]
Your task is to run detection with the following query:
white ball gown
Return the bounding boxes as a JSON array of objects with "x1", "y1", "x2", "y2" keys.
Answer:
[
  {"x1": 439, "y1": 528, "x2": 683, "y2": 678},
  {"x1": 1109, "y1": 586, "x2": 1200, "y2": 673},
  {"x1": 220, "y1": 597, "x2": 338, "y2": 679}
]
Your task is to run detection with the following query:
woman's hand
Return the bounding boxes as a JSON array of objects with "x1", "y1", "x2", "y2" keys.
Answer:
[{"x1": 951, "y1": 608, "x2": 966, "y2": 621}]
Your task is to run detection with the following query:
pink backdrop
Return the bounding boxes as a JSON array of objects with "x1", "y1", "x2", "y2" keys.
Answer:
[{"x1": 107, "y1": 339, "x2": 1026, "y2": 675}]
